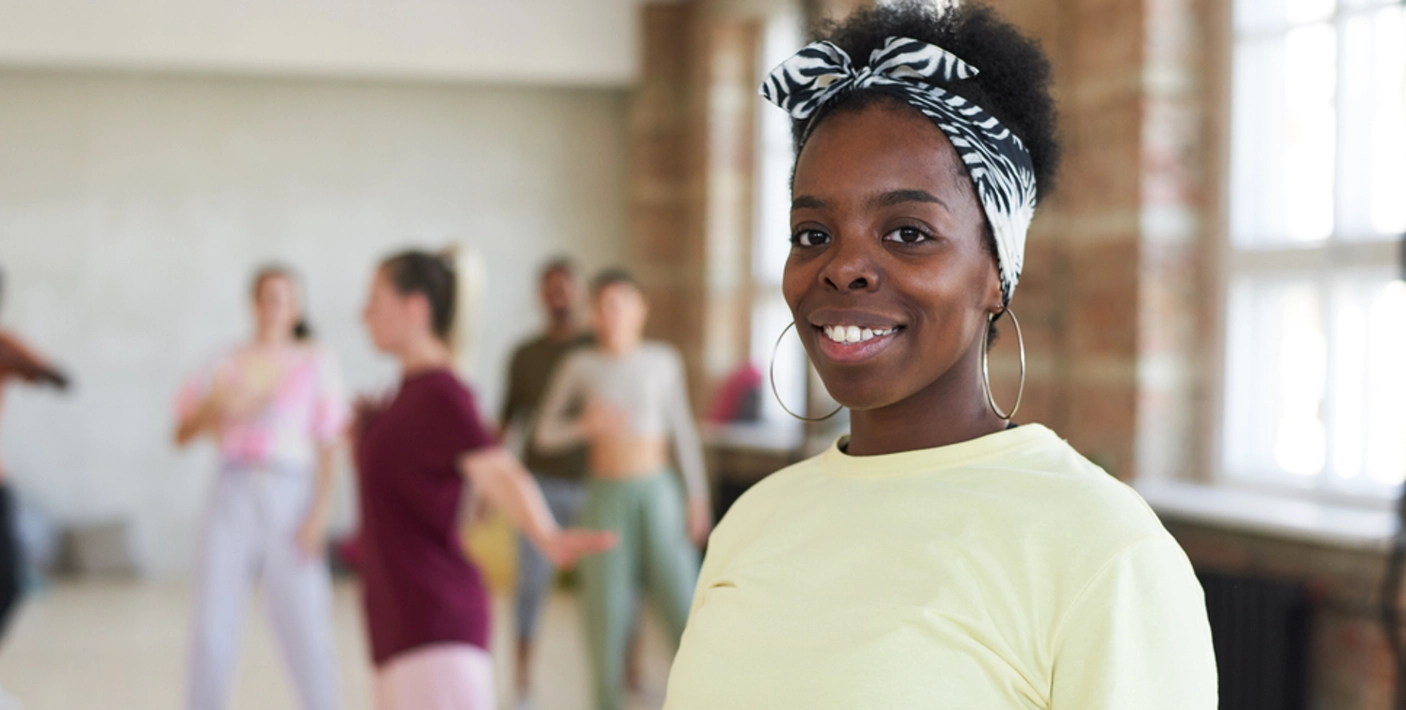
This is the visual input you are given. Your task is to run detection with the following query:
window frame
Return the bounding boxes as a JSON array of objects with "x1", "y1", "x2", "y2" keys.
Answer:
[{"x1": 1214, "y1": 0, "x2": 1406, "y2": 504}]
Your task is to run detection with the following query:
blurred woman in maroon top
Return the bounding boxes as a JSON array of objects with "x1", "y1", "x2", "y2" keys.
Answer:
[{"x1": 356, "y1": 250, "x2": 615, "y2": 710}]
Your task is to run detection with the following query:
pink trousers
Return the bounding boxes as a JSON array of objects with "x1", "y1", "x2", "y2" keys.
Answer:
[{"x1": 375, "y1": 643, "x2": 495, "y2": 710}]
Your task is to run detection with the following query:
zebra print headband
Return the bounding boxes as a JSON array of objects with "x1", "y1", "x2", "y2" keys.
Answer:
[{"x1": 761, "y1": 36, "x2": 1037, "y2": 305}]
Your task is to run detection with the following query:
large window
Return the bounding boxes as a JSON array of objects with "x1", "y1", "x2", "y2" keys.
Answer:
[{"x1": 1223, "y1": 0, "x2": 1406, "y2": 495}]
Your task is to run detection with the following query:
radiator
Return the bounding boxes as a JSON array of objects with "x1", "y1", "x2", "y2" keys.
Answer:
[{"x1": 1199, "y1": 569, "x2": 1314, "y2": 710}]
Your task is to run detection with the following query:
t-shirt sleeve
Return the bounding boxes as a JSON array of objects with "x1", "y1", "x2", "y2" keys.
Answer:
[
  {"x1": 425, "y1": 380, "x2": 496, "y2": 465},
  {"x1": 1049, "y1": 534, "x2": 1218, "y2": 709},
  {"x1": 309, "y1": 350, "x2": 351, "y2": 445},
  {"x1": 664, "y1": 348, "x2": 708, "y2": 502}
]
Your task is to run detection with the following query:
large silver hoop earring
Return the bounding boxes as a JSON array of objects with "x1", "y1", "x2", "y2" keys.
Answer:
[
  {"x1": 769, "y1": 321, "x2": 843, "y2": 422},
  {"x1": 981, "y1": 308, "x2": 1026, "y2": 421}
]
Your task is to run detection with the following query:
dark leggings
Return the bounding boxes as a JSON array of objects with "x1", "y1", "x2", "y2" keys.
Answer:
[{"x1": 0, "y1": 483, "x2": 22, "y2": 640}]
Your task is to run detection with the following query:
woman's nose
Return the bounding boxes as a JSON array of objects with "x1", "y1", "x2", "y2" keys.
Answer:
[{"x1": 821, "y1": 234, "x2": 880, "y2": 292}]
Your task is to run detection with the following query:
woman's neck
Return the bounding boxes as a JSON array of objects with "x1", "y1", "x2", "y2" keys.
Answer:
[
  {"x1": 844, "y1": 345, "x2": 1008, "y2": 457},
  {"x1": 397, "y1": 336, "x2": 453, "y2": 377},
  {"x1": 600, "y1": 336, "x2": 642, "y2": 358},
  {"x1": 253, "y1": 330, "x2": 294, "y2": 348}
]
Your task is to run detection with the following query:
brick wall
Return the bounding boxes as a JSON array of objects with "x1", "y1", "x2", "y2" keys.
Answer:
[{"x1": 630, "y1": 2, "x2": 763, "y2": 413}]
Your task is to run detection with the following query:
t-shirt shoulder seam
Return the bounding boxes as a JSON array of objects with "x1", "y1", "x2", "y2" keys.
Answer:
[
  {"x1": 1047, "y1": 533, "x2": 1170, "y2": 652},
  {"x1": 736, "y1": 457, "x2": 823, "y2": 501}
]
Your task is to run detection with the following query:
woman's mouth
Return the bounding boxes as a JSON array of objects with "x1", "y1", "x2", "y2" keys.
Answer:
[
  {"x1": 814, "y1": 323, "x2": 903, "y2": 364},
  {"x1": 821, "y1": 325, "x2": 897, "y2": 344}
]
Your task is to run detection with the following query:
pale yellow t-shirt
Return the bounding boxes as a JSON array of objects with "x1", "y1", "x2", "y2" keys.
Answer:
[{"x1": 663, "y1": 424, "x2": 1216, "y2": 709}]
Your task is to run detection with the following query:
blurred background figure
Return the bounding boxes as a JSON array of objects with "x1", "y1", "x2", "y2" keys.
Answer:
[
  {"x1": 174, "y1": 266, "x2": 348, "y2": 710},
  {"x1": 355, "y1": 250, "x2": 613, "y2": 710},
  {"x1": 497, "y1": 257, "x2": 594, "y2": 702},
  {"x1": 534, "y1": 269, "x2": 710, "y2": 710},
  {"x1": 0, "y1": 266, "x2": 69, "y2": 643}
]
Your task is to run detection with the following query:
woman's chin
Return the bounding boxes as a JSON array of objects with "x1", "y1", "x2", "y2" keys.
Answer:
[{"x1": 813, "y1": 377, "x2": 905, "y2": 414}]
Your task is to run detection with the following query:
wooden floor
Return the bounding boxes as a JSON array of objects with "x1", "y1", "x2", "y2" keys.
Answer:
[{"x1": 0, "y1": 579, "x2": 673, "y2": 710}]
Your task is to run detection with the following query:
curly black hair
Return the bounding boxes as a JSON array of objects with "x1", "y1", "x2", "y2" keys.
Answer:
[{"x1": 797, "y1": 1, "x2": 1061, "y2": 202}]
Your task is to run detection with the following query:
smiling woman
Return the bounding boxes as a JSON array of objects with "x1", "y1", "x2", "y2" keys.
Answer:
[{"x1": 662, "y1": 3, "x2": 1218, "y2": 709}]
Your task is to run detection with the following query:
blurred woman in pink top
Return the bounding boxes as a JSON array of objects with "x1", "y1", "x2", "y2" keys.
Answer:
[{"x1": 174, "y1": 265, "x2": 348, "y2": 710}]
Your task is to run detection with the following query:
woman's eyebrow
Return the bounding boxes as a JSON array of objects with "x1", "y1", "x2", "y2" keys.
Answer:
[
  {"x1": 871, "y1": 189, "x2": 950, "y2": 211},
  {"x1": 791, "y1": 190, "x2": 950, "y2": 211}
]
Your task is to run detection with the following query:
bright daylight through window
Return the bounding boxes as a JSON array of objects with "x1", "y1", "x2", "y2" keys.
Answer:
[{"x1": 1224, "y1": 0, "x2": 1406, "y2": 494}]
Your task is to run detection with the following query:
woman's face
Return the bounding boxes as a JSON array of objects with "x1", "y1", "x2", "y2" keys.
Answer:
[
  {"x1": 362, "y1": 267, "x2": 419, "y2": 354},
  {"x1": 783, "y1": 101, "x2": 1003, "y2": 412},
  {"x1": 253, "y1": 274, "x2": 300, "y2": 340},
  {"x1": 593, "y1": 283, "x2": 648, "y2": 350}
]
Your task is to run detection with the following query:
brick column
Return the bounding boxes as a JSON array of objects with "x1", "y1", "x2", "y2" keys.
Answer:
[
  {"x1": 630, "y1": 2, "x2": 708, "y2": 400},
  {"x1": 699, "y1": 18, "x2": 761, "y2": 385},
  {"x1": 630, "y1": 1, "x2": 761, "y2": 412}
]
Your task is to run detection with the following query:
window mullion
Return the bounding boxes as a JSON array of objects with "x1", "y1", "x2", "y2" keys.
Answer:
[
  {"x1": 1319, "y1": 270, "x2": 1338, "y2": 489},
  {"x1": 1315, "y1": 6, "x2": 1353, "y2": 491}
]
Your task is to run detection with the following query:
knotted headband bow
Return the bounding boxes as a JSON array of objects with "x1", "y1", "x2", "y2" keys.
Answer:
[{"x1": 761, "y1": 36, "x2": 1037, "y2": 305}]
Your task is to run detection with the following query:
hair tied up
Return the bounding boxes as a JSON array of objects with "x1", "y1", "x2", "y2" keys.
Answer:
[{"x1": 436, "y1": 246, "x2": 459, "y2": 271}]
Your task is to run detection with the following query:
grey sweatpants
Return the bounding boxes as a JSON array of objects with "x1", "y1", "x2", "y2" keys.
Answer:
[
  {"x1": 514, "y1": 475, "x2": 586, "y2": 640},
  {"x1": 185, "y1": 464, "x2": 340, "y2": 710}
]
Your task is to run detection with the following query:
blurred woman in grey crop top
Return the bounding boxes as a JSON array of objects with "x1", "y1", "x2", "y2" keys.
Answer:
[
  {"x1": 534, "y1": 342, "x2": 708, "y2": 501},
  {"x1": 533, "y1": 268, "x2": 710, "y2": 710}
]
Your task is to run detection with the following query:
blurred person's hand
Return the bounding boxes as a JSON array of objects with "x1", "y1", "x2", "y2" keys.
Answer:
[
  {"x1": 352, "y1": 392, "x2": 390, "y2": 440},
  {"x1": 687, "y1": 496, "x2": 712, "y2": 547},
  {"x1": 208, "y1": 373, "x2": 277, "y2": 423},
  {"x1": 295, "y1": 509, "x2": 328, "y2": 560},
  {"x1": 460, "y1": 445, "x2": 618, "y2": 569},
  {"x1": 580, "y1": 399, "x2": 629, "y2": 440},
  {"x1": 466, "y1": 489, "x2": 497, "y2": 523},
  {"x1": 540, "y1": 529, "x2": 618, "y2": 569}
]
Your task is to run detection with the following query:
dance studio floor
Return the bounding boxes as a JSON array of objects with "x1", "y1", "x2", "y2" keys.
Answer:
[{"x1": 0, "y1": 579, "x2": 673, "y2": 710}]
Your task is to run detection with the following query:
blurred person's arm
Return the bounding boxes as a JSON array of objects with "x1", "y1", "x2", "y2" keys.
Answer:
[
  {"x1": 296, "y1": 348, "x2": 352, "y2": 558},
  {"x1": 174, "y1": 357, "x2": 282, "y2": 448},
  {"x1": 665, "y1": 348, "x2": 712, "y2": 546},
  {"x1": 296, "y1": 441, "x2": 341, "y2": 559},
  {"x1": 459, "y1": 446, "x2": 615, "y2": 567},
  {"x1": 0, "y1": 331, "x2": 68, "y2": 389},
  {"x1": 174, "y1": 387, "x2": 224, "y2": 448},
  {"x1": 533, "y1": 353, "x2": 594, "y2": 453}
]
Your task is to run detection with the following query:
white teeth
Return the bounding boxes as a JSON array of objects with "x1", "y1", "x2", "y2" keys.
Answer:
[{"x1": 821, "y1": 325, "x2": 896, "y2": 344}]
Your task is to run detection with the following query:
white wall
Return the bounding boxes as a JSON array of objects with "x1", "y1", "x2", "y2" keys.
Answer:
[
  {"x1": 0, "y1": 0, "x2": 644, "y2": 87},
  {"x1": 0, "y1": 69, "x2": 629, "y2": 575}
]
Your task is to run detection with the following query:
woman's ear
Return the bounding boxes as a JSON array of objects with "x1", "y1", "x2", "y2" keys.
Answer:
[
  {"x1": 984, "y1": 260, "x2": 1006, "y2": 315},
  {"x1": 407, "y1": 292, "x2": 433, "y2": 333}
]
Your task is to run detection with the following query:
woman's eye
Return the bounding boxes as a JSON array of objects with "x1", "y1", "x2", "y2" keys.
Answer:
[
  {"x1": 883, "y1": 226, "x2": 933, "y2": 245},
  {"x1": 790, "y1": 230, "x2": 830, "y2": 247}
]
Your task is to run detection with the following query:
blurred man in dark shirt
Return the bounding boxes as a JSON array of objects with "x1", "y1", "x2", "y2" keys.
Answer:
[{"x1": 499, "y1": 258, "x2": 592, "y2": 700}]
